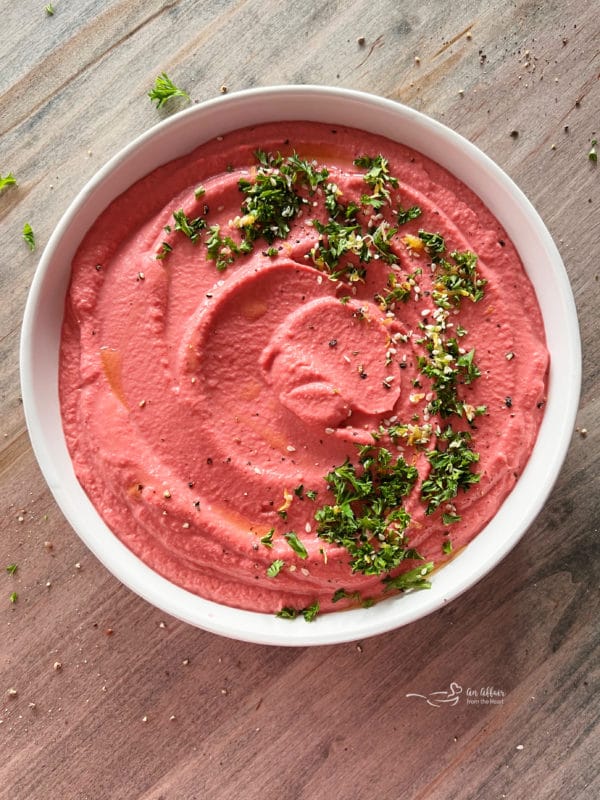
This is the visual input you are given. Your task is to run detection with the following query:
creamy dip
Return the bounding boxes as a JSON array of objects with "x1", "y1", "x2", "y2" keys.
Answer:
[{"x1": 60, "y1": 121, "x2": 548, "y2": 618}]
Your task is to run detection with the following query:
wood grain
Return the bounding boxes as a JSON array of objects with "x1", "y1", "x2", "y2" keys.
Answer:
[{"x1": 1, "y1": 1, "x2": 598, "y2": 798}]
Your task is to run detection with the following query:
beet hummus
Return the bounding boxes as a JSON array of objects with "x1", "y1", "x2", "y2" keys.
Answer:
[{"x1": 60, "y1": 121, "x2": 549, "y2": 619}]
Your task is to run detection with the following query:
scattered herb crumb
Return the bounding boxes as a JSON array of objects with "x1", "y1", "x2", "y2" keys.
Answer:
[
  {"x1": 0, "y1": 173, "x2": 17, "y2": 192},
  {"x1": 6, "y1": 564, "x2": 18, "y2": 575},
  {"x1": 22, "y1": 222, "x2": 36, "y2": 251},
  {"x1": 588, "y1": 139, "x2": 598, "y2": 162},
  {"x1": 9, "y1": 591, "x2": 18, "y2": 604},
  {"x1": 148, "y1": 72, "x2": 190, "y2": 108},
  {"x1": 45, "y1": 3, "x2": 55, "y2": 15}
]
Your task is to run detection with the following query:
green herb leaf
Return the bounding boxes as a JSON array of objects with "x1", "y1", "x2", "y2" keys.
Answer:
[
  {"x1": 420, "y1": 426, "x2": 481, "y2": 514},
  {"x1": 155, "y1": 241, "x2": 172, "y2": 260},
  {"x1": 6, "y1": 564, "x2": 17, "y2": 575},
  {"x1": 9, "y1": 591, "x2": 18, "y2": 604},
  {"x1": 284, "y1": 531, "x2": 308, "y2": 559},
  {"x1": 0, "y1": 173, "x2": 17, "y2": 192},
  {"x1": 397, "y1": 205, "x2": 422, "y2": 225},
  {"x1": 148, "y1": 73, "x2": 190, "y2": 108},
  {"x1": 276, "y1": 606, "x2": 298, "y2": 619},
  {"x1": 172, "y1": 209, "x2": 206, "y2": 243},
  {"x1": 22, "y1": 222, "x2": 35, "y2": 251},
  {"x1": 588, "y1": 139, "x2": 597, "y2": 162},
  {"x1": 260, "y1": 528, "x2": 274, "y2": 548},
  {"x1": 442, "y1": 539, "x2": 453, "y2": 555},
  {"x1": 302, "y1": 601, "x2": 320, "y2": 622},
  {"x1": 266, "y1": 559, "x2": 285, "y2": 578},
  {"x1": 194, "y1": 185, "x2": 206, "y2": 198},
  {"x1": 383, "y1": 562, "x2": 434, "y2": 591},
  {"x1": 45, "y1": 3, "x2": 55, "y2": 15}
]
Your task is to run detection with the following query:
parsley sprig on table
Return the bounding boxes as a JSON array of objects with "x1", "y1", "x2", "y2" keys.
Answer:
[
  {"x1": 148, "y1": 73, "x2": 190, "y2": 108},
  {"x1": 0, "y1": 173, "x2": 17, "y2": 193}
]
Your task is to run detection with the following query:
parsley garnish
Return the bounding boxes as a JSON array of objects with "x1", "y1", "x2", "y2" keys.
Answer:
[
  {"x1": 172, "y1": 209, "x2": 206, "y2": 243},
  {"x1": 284, "y1": 531, "x2": 308, "y2": 559},
  {"x1": 148, "y1": 73, "x2": 190, "y2": 108},
  {"x1": 432, "y1": 250, "x2": 486, "y2": 306},
  {"x1": 383, "y1": 562, "x2": 434, "y2": 591},
  {"x1": 314, "y1": 446, "x2": 421, "y2": 576},
  {"x1": 354, "y1": 154, "x2": 399, "y2": 209},
  {"x1": 236, "y1": 150, "x2": 325, "y2": 246},
  {"x1": 45, "y1": 3, "x2": 55, "y2": 14},
  {"x1": 305, "y1": 489, "x2": 318, "y2": 501},
  {"x1": 194, "y1": 185, "x2": 206, "y2": 198},
  {"x1": 276, "y1": 606, "x2": 298, "y2": 619},
  {"x1": 0, "y1": 173, "x2": 17, "y2": 192},
  {"x1": 6, "y1": 564, "x2": 17, "y2": 575},
  {"x1": 588, "y1": 139, "x2": 597, "y2": 162},
  {"x1": 22, "y1": 222, "x2": 35, "y2": 251},
  {"x1": 266, "y1": 559, "x2": 285, "y2": 578},
  {"x1": 260, "y1": 528, "x2": 274, "y2": 548},
  {"x1": 442, "y1": 539, "x2": 453, "y2": 555},
  {"x1": 420, "y1": 426, "x2": 481, "y2": 514},
  {"x1": 302, "y1": 601, "x2": 320, "y2": 622},
  {"x1": 332, "y1": 588, "x2": 361, "y2": 603},
  {"x1": 397, "y1": 205, "x2": 422, "y2": 225},
  {"x1": 275, "y1": 601, "x2": 320, "y2": 621},
  {"x1": 155, "y1": 241, "x2": 172, "y2": 260},
  {"x1": 9, "y1": 591, "x2": 18, "y2": 604},
  {"x1": 206, "y1": 224, "x2": 252, "y2": 271}
]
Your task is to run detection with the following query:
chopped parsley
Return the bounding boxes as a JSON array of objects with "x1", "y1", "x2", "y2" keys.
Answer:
[
  {"x1": 420, "y1": 426, "x2": 481, "y2": 515},
  {"x1": 383, "y1": 562, "x2": 434, "y2": 591},
  {"x1": 172, "y1": 209, "x2": 206, "y2": 243},
  {"x1": 22, "y1": 222, "x2": 35, "y2": 251},
  {"x1": 284, "y1": 531, "x2": 308, "y2": 559},
  {"x1": 0, "y1": 173, "x2": 17, "y2": 192},
  {"x1": 45, "y1": 3, "x2": 55, "y2": 14},
  {"x1": 588, "y1": 139, "x2": 597, "y2": 162},
  {"x1": 354, "y1": 154, "x2": 399, "y2": 209},
  {"x1": 260, "y1": 528, "x2": 274, "y2": 548},
  {"x1": 266, "y1": 559, "x2": 285, "y2": 578},
  {"x1": 148, "y1": 73, "x2": 190, "y2": 108},
  {"x1": 442, "y1": 539, "x2": 453, "y2": 555},
  {"x1": 314, "y1": 446, "x2": 422, "y2": 576},
  {"x1": 275, "y1": 601, "x2": 320, "y2": 621},
  {"x1": 6, "y1": 564, "x2": 17, "y2": 575},
  {"x1": 155, "y1": 241, "x2": 172, "y2": 260},
  {"x1": 206, "y1": 224, "x2": 252, "y2": 271},
  {"x1": 9, "y1": 591, "x2": 18, "y2": 604},
  {"x1": 397, "y1": 205, "x2": 422, "y2": 225}
]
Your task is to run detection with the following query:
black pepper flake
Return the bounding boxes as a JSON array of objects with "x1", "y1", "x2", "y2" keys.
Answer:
[
  {"x1": 329, "y1": 339, "x2": 338, "y2": 347},
  {"x1": 95, "y1": 264, "x2": 102, "y2": 271},
  {"x1": 536, "y1": 400, "x2": 546, "y2": 409},
  {"x1": 505, "y1": 396, "x2": 513, "y2": 408},
  {"x1": 206, "y1": 457, "x2": 213, "y2": 465},
  {"x1": 188, "y1": 481, "x2": 195, "y2": 488},
  {"x1": 498, "y1": 240, "x2": 506, "y2": 247},
  {"x1": 510, "y1": 130, "x2": 519, "y2": 139},
  {"x1": 360, "y1": 372, "x2": 368, "y2": 380},
  {"x1": 399, "y1": 362, "x2": 407, "y2": 369}
]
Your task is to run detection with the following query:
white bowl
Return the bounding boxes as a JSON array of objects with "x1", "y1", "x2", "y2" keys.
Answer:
[{"x1": 20, "y1": 86, "x2": 581, "y2": 646}]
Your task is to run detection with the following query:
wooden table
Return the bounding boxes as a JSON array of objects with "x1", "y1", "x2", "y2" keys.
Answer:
[{"x1": 1, "y1": 2, "x2": 598, "y2": 798}]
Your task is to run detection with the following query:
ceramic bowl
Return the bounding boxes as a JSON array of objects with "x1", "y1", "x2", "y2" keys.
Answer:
[{"x1": 20, "y1": 86, "x2": 581, "y2": 645}]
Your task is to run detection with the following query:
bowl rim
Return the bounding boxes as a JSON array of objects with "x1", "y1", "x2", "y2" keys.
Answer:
[{"x1": 20, "y1": 84, "x2": 581, "y2": 646}]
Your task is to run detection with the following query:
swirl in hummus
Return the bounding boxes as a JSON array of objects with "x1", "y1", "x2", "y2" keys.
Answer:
[{"x1": 60, "y1": 122, "x2": 549, "y2": 618}]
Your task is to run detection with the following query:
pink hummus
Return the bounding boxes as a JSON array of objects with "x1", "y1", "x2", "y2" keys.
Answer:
[{"x1": 60, "y1": 121, "x2": 549, "y2": 616}]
